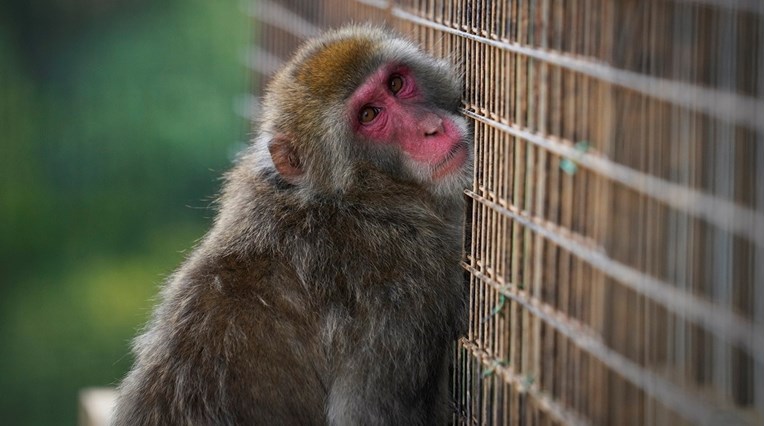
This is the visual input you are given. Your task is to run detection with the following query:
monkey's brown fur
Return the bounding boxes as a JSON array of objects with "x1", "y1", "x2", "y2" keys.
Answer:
[{"x1": 114, "y1": 25, "x2": 471, "y2": 425}]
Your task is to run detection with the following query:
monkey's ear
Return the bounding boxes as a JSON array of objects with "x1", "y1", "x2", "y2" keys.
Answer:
[{"x1": 268, "y1": 133, "x2": 303, "y2": 184}]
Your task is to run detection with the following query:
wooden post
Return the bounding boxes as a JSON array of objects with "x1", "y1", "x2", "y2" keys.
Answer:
[{"x1": 78, "y1": 388, "x2": 117, "y2": 426}]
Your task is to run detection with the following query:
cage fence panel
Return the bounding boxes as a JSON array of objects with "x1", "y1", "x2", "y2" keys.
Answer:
[{"x1": 247, "y1": 0, "x2": 763, "y2": 424}]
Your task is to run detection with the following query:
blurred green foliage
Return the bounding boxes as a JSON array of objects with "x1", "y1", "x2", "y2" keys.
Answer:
[{"x1": 0, "y1": 0, "x2": 250, "y2": 423}]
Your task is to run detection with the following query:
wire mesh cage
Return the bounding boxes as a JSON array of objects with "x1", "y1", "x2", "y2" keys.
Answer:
[{"x1": 246, "y1": 1, "x2": 763, "y2": 424}]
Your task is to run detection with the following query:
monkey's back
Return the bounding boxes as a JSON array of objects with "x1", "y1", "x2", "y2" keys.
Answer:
[{"x1": 113, "y1": 248, "x2": 329, "y2": 425}]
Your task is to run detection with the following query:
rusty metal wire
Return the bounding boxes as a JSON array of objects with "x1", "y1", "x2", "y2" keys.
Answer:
[{"x1": 248, "y1": 1, "x2": 763, "y2": 424}]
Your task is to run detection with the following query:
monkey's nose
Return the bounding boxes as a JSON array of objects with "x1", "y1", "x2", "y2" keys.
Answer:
[{"x1": 421, "y1": 113, "x2": 444, "y2": 136}]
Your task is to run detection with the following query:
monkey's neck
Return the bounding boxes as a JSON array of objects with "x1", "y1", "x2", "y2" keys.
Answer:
[{"x1": 211, "y1": 163, "x2": 465, "y2": 258}]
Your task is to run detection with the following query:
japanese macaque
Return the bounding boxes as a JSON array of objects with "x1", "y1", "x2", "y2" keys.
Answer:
[{"x1": 113, "y1": 25, "x2": 472, "y2": 425}]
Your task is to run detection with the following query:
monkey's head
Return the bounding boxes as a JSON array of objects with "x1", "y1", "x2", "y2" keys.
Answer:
[{"x1": 254, "y1": 25, "x2": 472, "y2": 200}]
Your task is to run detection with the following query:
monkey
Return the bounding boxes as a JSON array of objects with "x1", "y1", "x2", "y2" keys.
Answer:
[{"x1": 112, "y1": 25, "x2": 472, "y2": 426}]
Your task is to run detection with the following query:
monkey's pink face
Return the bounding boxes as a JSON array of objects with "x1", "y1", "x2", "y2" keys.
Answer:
[{"x1": 347, "y1": 64, "x2": 469, "y2": 181}]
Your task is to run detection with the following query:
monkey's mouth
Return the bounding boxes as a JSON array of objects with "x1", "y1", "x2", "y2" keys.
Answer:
[{"x1": 431, "y1": 141, "x2": 469, "y2": 180}]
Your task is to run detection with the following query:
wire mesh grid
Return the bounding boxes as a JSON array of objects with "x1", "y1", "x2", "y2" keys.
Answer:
[{"x1": 246, "y1": 1, "x2": 763, "y2": 424}]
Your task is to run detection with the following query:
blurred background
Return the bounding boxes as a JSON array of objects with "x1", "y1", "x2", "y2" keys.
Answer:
[{"x1": 0, "y1": 0, "x2": 250, "y2": 423}]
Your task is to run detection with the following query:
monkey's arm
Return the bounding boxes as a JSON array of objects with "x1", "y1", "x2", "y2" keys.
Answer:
[{"x1": 325, "y1": 309, "x2": 454, "y2": 426}]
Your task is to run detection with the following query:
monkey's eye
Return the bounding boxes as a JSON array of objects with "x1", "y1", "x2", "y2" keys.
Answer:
[
  {"x1": 388, "y1": 75, "x2": 404, "y2": 95},
  {"x1": 359, "y1": 106, "x2": 379, "y2": 124}
]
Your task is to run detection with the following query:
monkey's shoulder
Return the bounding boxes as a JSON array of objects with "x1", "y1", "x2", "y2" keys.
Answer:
[{"x1": 165, "y1": 249, "x2": 306, "y2": 309}]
